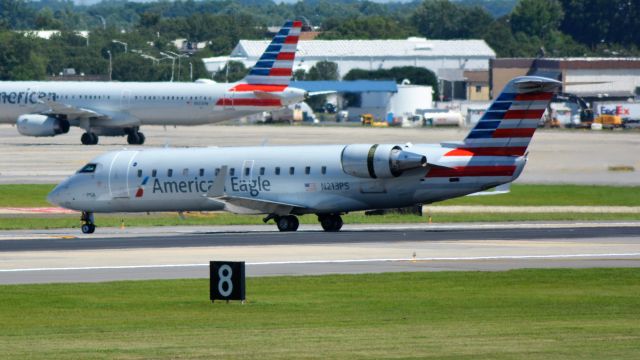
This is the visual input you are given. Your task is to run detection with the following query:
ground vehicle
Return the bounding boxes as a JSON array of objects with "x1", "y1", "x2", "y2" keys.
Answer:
[
  {"x1": 594, "y1": 114, "x2": 623, "y2": 129},
  {"x1": 361, "y1": 114, "x2": 374, "y2": 126}
]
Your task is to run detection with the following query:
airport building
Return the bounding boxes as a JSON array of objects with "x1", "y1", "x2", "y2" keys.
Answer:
[
  {"x1": 491, "y1": 58, "x2": 640, "y2": 101},
  {"x1": 203, "y1": 37, "x2": 495, "y2": 101}
]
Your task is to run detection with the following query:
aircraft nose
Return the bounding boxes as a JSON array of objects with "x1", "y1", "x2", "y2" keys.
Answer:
[
  {"x1": 47, "y1": 182, "x2": 71, "y2": 208},
  {"x1": 47, "y1": 185, "x2": 63, "y2": 207}
]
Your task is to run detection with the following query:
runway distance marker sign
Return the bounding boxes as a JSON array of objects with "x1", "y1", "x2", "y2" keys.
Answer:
[{"x1": 210, "y1": 261, "x2": 246, "y2": 302}]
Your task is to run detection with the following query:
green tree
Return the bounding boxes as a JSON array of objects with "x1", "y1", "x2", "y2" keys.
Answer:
[
  {"x1": 411, "y1": 0, "x2": 493, "y2": 39},
  {"x1": 510, "y1": 0, "x2": 563, "y2": 38},
  {"x1": 306, "y1": 61, "x2": 339, "y2": 81},
  {"x1": 213, "y1": 61, "x2": 248, "y2": 83}
]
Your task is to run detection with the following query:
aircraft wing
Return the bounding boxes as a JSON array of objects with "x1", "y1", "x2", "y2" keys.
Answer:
[
  {"x1": 213, "y1": 195, "x2": 306, "y2": 215},
  {"x1": 205, "y1": 165, "x2": 306, "y2": 215},
  {"x1": 42, "y1": 100, "x2": 107, "y2": 120}
]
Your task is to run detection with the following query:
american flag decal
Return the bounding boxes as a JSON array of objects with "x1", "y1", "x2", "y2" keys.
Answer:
[{"x1": 304, "y1": 183, "x2": 316, "y2": 192}]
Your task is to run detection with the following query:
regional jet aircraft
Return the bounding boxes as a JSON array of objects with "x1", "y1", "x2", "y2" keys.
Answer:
[
  {"x1": 0, "y1": 21, "x2": 306, "y2": 145},
  {"x1": 48, "y1": 76, "x2": 561, "y2": 233}
]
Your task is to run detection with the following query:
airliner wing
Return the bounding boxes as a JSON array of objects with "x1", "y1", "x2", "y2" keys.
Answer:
[
  {"x1": 205, "y1": 165, "x2": 306, "y2": 214},
  {"x1": 213, "y1": 195, "x2": 306, "y2": 215},
  {"x1": 42, "y1": 100, "x2": 107, "y2": 119}
]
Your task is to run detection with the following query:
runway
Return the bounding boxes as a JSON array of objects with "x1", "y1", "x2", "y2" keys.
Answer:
[{"x1": 1, "y1": 222, "x2": 639, "y2": 284}]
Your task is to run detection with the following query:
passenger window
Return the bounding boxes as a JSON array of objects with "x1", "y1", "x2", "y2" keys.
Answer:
[
  {"x1": 215, "y1": 168, "x2": 220, "y2": 176},
  {"x1": 275, "y1": 167, "x2": 280, "y2": 175},
  {"x1": 229, "y1": 168, "x2": 235, "y2": 176},
  {"x1": 289, "y1": 167, "x2": 295, "y2": 175},
  {"x1": 183, "y1": 168, "x2": 188, "y2": 176},
  {"x1": 321, "y1": 166, "x2": 327, "y2": 175},
  {"x1": 152, "y1": 169, "x2": 157, "y2": 177},
  {"x1": 259, "y1": 167, "x2": 265, "y2": 175},
  {"x1": 137, "y1": 169, "x2": 142, "y2": 178},
  {"x1": 199, "y1": 168, "x2": 204, "y2": 177},
  {"x1": 78, "y1": 163, "x2": 97, "y2": 173},
  {"x1": 167, "y1": 169, "x2": 173, "y2": 177},
  {"x1": 244, "y1": 167, "x2": 250, "y2": 176},
  {"x1": 305, "y1": 166, "x2": 310, "y2": 175}
]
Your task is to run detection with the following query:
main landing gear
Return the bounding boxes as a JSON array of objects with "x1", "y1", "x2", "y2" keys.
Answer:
[
  {"x1": 264, "y1": 214, "x2": 344, "y2": 232},
  {"x1": 127, "y1": 131, "x2": 146, "y2": 145},
  {"x1": 80, "y1": 211, "x2": 96, "y2": 234},
  {"x1": 318, "y1": 214, "x2": 343, "y2": 232},
  {"x1": 81, "y1": 132, "x2": 99, "y2": 145}
]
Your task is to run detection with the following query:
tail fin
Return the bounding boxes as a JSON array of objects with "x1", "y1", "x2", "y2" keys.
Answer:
[
  {"x1": 462, "y1": 76, "x2": 561, "y2": 156},
  {"x1": 243, "y1": 20, "x2": 303, "y2": 86}
]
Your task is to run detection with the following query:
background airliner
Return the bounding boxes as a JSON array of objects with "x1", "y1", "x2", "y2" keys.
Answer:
[
  {"x1": 48, "y1": 76, "x2": 561, "y2": 233},
  {"x1": 0, "y1": 21, "x2": 306, "y2": 145}
]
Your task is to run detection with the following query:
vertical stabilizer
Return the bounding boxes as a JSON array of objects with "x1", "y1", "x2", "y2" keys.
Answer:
[
  {"x1": 243, "y1": 20, "x2": 303, "y2": 86},
  {"x1": 461, "y1": 76, "x2": 561, "y2": 156}
]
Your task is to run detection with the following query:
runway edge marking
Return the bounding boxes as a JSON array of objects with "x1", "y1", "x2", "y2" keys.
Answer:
[{"x1": 2, "y1": 253, "x2": 640, "y2": 272}]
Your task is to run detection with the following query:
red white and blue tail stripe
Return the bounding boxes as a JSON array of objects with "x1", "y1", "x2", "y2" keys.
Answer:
[
  {"x1": 461, "y1": 76, "x2": 560, "y2": 156},
  {"x1": 427, "y1": 76, "x2": 560, "y2": 180},
  {"x1": 243, "y1": 20, "x2": 302, "y2": 86}
]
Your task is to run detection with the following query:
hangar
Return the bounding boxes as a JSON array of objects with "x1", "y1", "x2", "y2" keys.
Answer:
[{"x1": 204, "y1": 37, "x2": 495, "y2": 80}]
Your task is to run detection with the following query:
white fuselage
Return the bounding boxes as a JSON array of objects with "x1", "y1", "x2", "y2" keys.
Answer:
[
  {"x1": 0, "y1": 81, "x2": 281, "y2": 128},
  {"x1": 48, "y1": 143, "x2": 526, "y2": 214}
]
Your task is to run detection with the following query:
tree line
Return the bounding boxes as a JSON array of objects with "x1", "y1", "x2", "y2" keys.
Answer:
[{"x1": 0, "y1": 0, "x2": 638, "y2": 81}]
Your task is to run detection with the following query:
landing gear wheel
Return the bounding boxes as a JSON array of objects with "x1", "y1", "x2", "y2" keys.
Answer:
[
  {"x1": 80, "y1": 211, "x2": 96, "y2": 234},
  {"x1": 81, "y1": 132, "x2": 99, "y2": 145},
  {"x1": 81, "y1": 223, "x2": 96, "y2": 234},
  {"x1": 276, "y1": 215, "x2": 299, "y2": 232},
  {"x1": 127, "y1": 132, "x2": 145, "y2": 145},
  {"x1": 320, "y1": 214, "x2": 343, "y2": 232}
]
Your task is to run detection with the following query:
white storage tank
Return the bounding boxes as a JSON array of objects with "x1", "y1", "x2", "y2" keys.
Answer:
[{"x1": 389, "y1": 82, "x2": 434, "y2": 120}]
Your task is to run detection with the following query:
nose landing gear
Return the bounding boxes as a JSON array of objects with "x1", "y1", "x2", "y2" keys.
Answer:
[{"x1": 80, "y1": 211, "x2": 96, "y2": 234}]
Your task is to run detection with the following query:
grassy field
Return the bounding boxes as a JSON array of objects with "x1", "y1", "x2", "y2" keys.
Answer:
[
  {"x1": 0, "y1": 184, "x2": 639, "y2": 230},
  {"x1": 1, "y1": 269, "x2": 639, "y2": 359},
  {"x1": 1, "y1": 184, "x2": 639, "y2": 208},
  {"x1": 1, "y1": 212, "x2": 640, "y2": 230}
]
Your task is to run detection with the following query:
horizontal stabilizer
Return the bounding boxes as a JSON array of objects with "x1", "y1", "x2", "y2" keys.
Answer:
[{"x1": 466, "y1": 183, "x2": 511, "y2": 197}]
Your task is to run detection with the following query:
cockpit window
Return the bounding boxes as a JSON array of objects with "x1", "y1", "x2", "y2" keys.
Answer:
[{"x1": 78, "y1": 163, "x2": 97, "y2": 173}]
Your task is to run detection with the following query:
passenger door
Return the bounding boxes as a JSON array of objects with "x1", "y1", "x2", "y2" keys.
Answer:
[{"x1": 108, "y1": 150, "x2": 138, "y2": 199}]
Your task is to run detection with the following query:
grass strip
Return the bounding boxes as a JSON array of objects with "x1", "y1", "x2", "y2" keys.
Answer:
[
  {"x1": 1, "y1": 269, "x2": 639, "y2": 359},
  {"x1": 1, "y1": 212, "x2": 639, "y2": 230},
  {"x1": 1, "y1": 184, "x2": 640, "y2": 208}
]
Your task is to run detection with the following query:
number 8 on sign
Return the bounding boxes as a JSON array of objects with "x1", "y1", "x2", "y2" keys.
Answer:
[
  {"x1": 218, "y1": 264, "x2": 233, "y2": 297},
  {"x1": 210, "y1": 261, "x2": 246, "y2": 302}
]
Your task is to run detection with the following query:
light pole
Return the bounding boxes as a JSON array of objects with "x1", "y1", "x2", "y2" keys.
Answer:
[
  {"x1": 189, "y1": 62, "x2": 193, "y2": 82},
  {"x1": 160, "y1": 52, "x2": 176, "y2": 82},
  {"x1": 141, "y1": 54, "x2": 160, "y2": 65},
  {"x1": 165, "y1": 50, "x2": 187, "y2": 81},
  {"x1": 112, "y1": 40, "x2": 128, "y2": 53},
  {"x1": 107, "y1": 50, "x2": 112, "y2": 81},
  {"x1": 95, "y1": 15, "x2": 106, "y2": 30}
]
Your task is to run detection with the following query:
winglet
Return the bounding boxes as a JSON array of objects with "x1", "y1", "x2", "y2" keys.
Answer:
[{"x1": 207, "y1": 165, "x2": 227, "y2": 197}]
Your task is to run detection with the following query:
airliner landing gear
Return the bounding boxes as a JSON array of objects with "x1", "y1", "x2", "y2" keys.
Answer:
[
  {"x1": 81, "y1": 132, "x2": 99, "y2": 145},
  {"x1": 274, "y1": 215, "x2": 299, "y2": 232},
  {"x1": 80, "y1": 211, "x2": 96, "y2": 234},
  {"x1": 319, "y1": 214, "x2": 343, "y2": 232},
  {"x1": 127, "y1": 131, "x2": 145, "y2": 145}
]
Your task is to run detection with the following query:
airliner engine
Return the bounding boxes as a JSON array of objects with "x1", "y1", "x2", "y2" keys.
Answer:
[
  {"x1": 341, "y1": 144, "x2": 427, "y2": 179},
  {"x1": 17, "y1": 115, "x2": 70, "y2": 137}
]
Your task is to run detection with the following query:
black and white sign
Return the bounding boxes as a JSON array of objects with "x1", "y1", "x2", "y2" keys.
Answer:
[{"x1": 210, "y1": 261, "x2": 246, "y2": 302}]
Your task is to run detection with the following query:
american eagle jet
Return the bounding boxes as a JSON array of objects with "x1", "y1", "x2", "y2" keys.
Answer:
[
  {"x1": 0, "y1": 21, "x2": 306, "y2": 145},
  {"x1": 48, "y1": 76, "x2": 561, "y2": 233}
]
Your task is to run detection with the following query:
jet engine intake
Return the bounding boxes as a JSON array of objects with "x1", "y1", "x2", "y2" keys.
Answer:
[
  {"x1": 341, "y1": 144, "x2": 427, "y2": 179},
  {"x1": 17, "y1": 115, "x2": 70, "y2": 137}
]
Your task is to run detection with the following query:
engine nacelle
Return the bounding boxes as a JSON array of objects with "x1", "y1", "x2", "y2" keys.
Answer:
[
  {"x1": 341, "y1": 144, "x2": 427, "y2": 179},
  {"x1": 16, "y1": 115, "x2": 70, "y2": 137}
]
